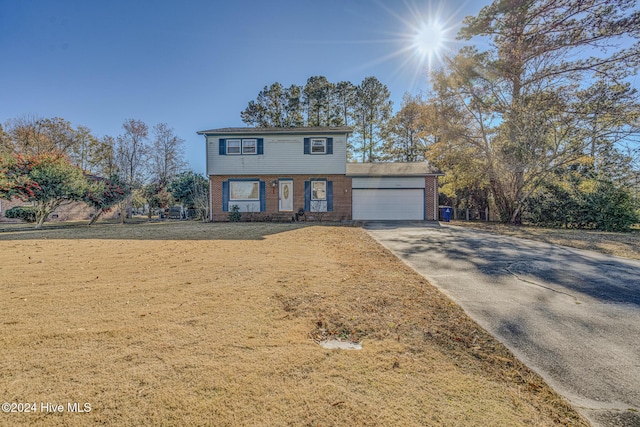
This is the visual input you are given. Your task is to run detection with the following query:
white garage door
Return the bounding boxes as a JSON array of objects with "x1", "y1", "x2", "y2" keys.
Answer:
[{"x1": 352, "y1": 189, "x2": 424, "y2": 220}]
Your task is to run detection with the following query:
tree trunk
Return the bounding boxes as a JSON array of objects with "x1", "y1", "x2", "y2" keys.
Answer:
[
  {"x1": 509, "y1": 205, "x2": 523, "y2": 225},
  {"x1": 34, "y1": 203, "x2": 51, "y2": 229},
  {"x1": 35, "y1": 214, "x2": 46, "y2": 229},
  {"x1": 88, "y1": 210, "x2": 103, "y2": 226},
  {"x1": 119, "y1": 200, "x2": 126, "y2": 224}
]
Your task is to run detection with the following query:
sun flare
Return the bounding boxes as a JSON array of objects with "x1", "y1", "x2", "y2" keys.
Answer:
[
  {"x1": 383, "y1": 0, "x2": 462, "y2": 81},
  {"x1": 413, "y1": 21, "x2": 446, "y2": 61},
  {"x1": 339, "y1": 1, "x2": 464, "y2": 90}
]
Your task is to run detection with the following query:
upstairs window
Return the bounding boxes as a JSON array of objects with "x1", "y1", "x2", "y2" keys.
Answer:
[
  {"x1": 226, "y1": 139, "x2": 241, "y2": 155},
  {"x1": 219, "y1": 138, "x2": 264, "y2": 155},
  {"x1": 303, "y1": 137, "x2": 333, "y2": 155},
  {"x1": 242, "y1": 139, "x2": 257, "y2": 154},
  {"x1": 311, "y1": 139, "x2": 326, "y2": 154}
]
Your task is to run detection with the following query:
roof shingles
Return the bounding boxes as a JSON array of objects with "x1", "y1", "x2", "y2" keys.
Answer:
[
  {"x1": 197, "y1": 126, "x2": 353, "y2": 135},
  {"x1": 346, "y1": 162, "x2": 442, "y2": 176}
]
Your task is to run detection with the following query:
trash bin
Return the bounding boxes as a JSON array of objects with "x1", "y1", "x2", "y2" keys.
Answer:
[{"x1": 439, "y1": 206, "x2": 452, "y2": 222}]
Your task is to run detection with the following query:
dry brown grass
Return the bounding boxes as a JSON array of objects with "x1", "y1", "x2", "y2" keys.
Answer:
[
  {"x1": 449, "y1": 220, "x2": 640, "y2": 260},
  {"x1": 0, "y1": 222, "x2": 587, "y2": 426}
]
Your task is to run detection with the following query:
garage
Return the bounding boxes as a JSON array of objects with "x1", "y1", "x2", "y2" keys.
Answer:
[
  {"x1": 347, "y1": 163, "x2": 442, "y2": 221},
  {"x1": 352, "y1": 188, "x2": 424, "y2": 220}
]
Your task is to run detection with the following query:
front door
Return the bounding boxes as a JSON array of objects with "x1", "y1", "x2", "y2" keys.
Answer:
[{"x1": 279, "y1": 180, "x2": 293, "y2": 211}]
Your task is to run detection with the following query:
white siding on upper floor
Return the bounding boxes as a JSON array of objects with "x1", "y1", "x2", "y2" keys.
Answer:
[{"x1": 206, "y1": 134, "x2": 347, "y2": 175}]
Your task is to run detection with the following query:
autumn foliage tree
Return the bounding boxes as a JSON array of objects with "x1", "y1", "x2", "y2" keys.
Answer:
[
  {"x1": 0, "y1": 124, "x2": 10, "y2": 155},
  {"x1": 83, "y1": 175, "x2": 127, "y2": 225},
  {"x1": 427, "y1": 0, "x2": 640, "y2": 223},
  {"x1": 0, "y1": 153, "x2": 88, "y2": 228},
  {"x1": 382, "y1": 93, "x2": 430, "y2": 162}
]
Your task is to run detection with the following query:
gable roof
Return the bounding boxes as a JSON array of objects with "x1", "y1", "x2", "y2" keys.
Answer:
[
  {"x1": 346, "y1": 162, "x2": 443, "y2": 177},
  {"x1": 197, "y1": 126, "x2": 353, "y2": 136}
]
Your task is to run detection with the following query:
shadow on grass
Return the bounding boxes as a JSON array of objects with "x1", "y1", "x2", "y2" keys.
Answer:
[
  {"x1": 448, "y1": 220, "x2": 640, "y2": 259},
  {"x1": 0, "y1": 220, "x2": 317, "y2": 241}
]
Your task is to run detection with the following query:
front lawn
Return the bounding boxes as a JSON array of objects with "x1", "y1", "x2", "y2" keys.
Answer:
[{"x1": 0, "y1": 222, "x2": 586, "y2": 426}]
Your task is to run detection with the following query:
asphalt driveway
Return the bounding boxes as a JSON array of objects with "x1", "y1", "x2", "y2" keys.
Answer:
[{"x1": 365, "y1": 222, "x2": 640, "y2": 427}]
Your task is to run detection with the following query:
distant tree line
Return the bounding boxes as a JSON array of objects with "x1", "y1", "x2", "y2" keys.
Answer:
[
  {"x1": 241, "y1": 76, "x2": 410, "y2": 163},
  {"x1": 0, "y1": 116, "x2": 208, "y2": 227}
]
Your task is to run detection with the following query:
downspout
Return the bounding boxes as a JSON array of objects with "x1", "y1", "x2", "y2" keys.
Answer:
[
  {"x1": 433, "y1": 176, "x2": 438, "y2": 221},
  {"x1": 205, "y1": 134, "x2": 213, "y2": 221},
  {"x1": 209, "y1": 178, "x2": 213, "y2": 222}
]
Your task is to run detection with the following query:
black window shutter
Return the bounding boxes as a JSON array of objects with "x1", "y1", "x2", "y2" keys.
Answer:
[
  {"x1": 257, "y1": 138, "x2": 264, "y2": 155},
  {"x1": 259, "y1": 181, "x2": 266, "y2": 211},
  {"x1": 303, "y1": 138, "x2": 310, "y2": 154},
  {"x1": 219, "y1": 139, "x2": 226, "y2": 155},
  {"x1": 327, "y1": 181, "x2": 333, "y2": 211},
  {"x1": 222, "y1": 181, "x2": 229, "y2": 211},
  {"x1": 304, "y1": 181, "x2": 310, "y2": 211},
  {"x1": 326, "y1": 138, "x2": 333, "y2": 155}
]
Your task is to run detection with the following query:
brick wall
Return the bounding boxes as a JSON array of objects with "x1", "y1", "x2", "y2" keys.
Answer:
[
  {"x1": 0, "y1": 198, "x2": 27, "y2": 223},
  {"x1": 48, "y1": 202, "x2": 119, "y2": 222},
  {"x1": 425, "y1": 175, "x2": 439, "y2": 221},
  {"x1": 210, "y1": 174, "x2": 352, "y2": 222}
]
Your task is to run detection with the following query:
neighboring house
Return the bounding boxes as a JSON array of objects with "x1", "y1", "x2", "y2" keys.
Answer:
[
  {"x1": 0, "y1": 197, "x2": 119, "y2": 223},
  {"x1": 0, "y1": 173, "x2": 121, "y2": 223},
  {"x1": 196, "y1": 126, "x2": 442, "y2": 222}
]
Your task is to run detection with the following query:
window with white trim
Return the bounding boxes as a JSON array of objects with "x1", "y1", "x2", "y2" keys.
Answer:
[
  {"x1": 230, "y1": 181, "x2": 260, "y2": 201},
  {"x1": 242, "y1": 139, "x2": 257, "y2": 154},
  {"x1": 226, "y1": 139, "x2": 241, "y2": 155},
  {"x1": 310, "y1": 138, "x2": 327, "y2": 154},
  {"x1": 311, "y1": 181, "x2": 326, "y2": 200}
]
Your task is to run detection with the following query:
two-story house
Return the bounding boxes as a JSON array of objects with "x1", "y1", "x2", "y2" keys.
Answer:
[{"x1": 197, "y1": 127, "x2": 442, "y2": 222}]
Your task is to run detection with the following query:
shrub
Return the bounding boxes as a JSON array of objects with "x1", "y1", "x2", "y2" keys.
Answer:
[
  {"x1": 586, "y1": 181, "x2": 639, "y2": 232},
  {"x1": 523, "y1": 179, "x2": 638, "y2": 232},
  {"x1": 4, "y1": 206, "x2": 37, "y2": 223},
  {"x1": 228, "y1": 205, "x2": 241, "y2": 222}
]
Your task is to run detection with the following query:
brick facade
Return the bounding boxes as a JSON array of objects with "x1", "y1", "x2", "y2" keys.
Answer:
[
  {"x1": 210, "y1": 174, "x2": 352, "y2": 222},
  {"x1": 0, "y1": 198, "x2": 27, "y2": 223},
  {"x1": 425, "y1": 175, "x2": 439, "y2": 221}
]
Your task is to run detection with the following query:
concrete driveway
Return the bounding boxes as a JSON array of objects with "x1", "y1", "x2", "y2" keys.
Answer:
[{"x1": 365, "y1": 222, "x2": 640, "y2": 427}]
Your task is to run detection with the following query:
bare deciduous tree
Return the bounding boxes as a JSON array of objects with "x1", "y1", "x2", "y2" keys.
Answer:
[
  {"x1": 149, "y1": 123, "x2": 186, "y2": 187},
  {"x1": 115, "y1": 119, "x2": 149, "y2": 221},
  {"x1": 4, "y1": 115, "x2": 79, "y2": 156}
]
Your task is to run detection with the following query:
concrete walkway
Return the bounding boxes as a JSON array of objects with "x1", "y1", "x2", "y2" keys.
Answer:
[{"x1": 365, "y1": 222, "x2": 640, "y2": 427}]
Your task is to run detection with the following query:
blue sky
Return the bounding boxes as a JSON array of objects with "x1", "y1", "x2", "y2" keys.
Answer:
[{"x1": 0, "y1": 0, "x2": 486, "y2": 174}]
